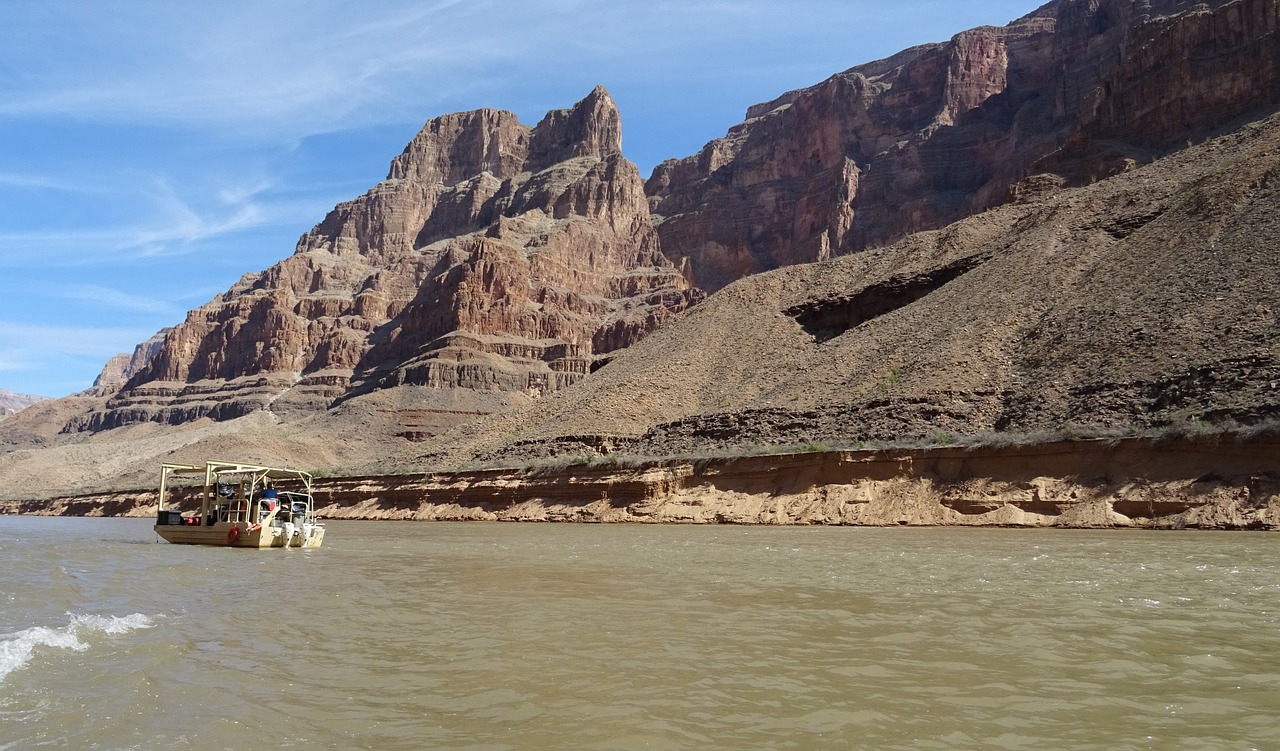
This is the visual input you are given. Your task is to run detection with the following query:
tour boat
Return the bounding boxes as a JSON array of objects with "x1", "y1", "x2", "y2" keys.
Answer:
[{"x1": 153, "y1": 460, "x2": 326, "y2": 548}]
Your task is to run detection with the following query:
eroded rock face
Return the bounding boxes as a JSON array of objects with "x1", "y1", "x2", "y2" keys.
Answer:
[
  {"x1": 9, "y1": 437, "x2": 1278, "y2": 530},
  {"x1": 73, "y1": 87, "x2": 700, "y2": 433},
  {"x1": 648, "y1": 0, "x2": 1280, "y2": 291},
  {"x1": 88, "y1": 329, "x2": 171, "y2": 396},
  {"x1": 427, "y1": 108, "x2": 1280, "y2": 469},
  {"x1": 0, "y1": 390, "x2": 45, "y2": 420},
  {"x1": 56, "y1": 0, "x2": 1280, "y2": 438}
]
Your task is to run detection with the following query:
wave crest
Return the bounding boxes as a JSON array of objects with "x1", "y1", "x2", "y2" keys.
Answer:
[{"x1": 0, "y1": 612, "x2": 155, "y2": 683}]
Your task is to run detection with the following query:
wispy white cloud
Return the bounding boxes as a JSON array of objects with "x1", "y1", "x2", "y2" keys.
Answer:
[
  {"x1": 128, "y1": 179, "x2": 267, "y2": 255},
  {"x1": 0, "y1": 0, "x2": 513, "y2": 137},
  {"x1": 0, "y1": 322, "x2": 159, "y2": 396},
  {"x1": 1, "y1": 0, "x2": 1042, "y2": 135},
  {"x1": 0, "y1": 0, "x2": 927, "y2": 137},
  {"x1": 216, "y1": 178, "x2": 275, "y2": 207},
  {"x1": 0, "y1": 322, "x2": 155, "y2": 360},
  {"x1": 52, "y1": 284, "x2": 178, "y2": 316},
  {"x1": 0, "y1": 174, "x2": 331, "y2": 266},
  {"x1": 0, "y1": 172, "x2": 108, "y2": 194}
]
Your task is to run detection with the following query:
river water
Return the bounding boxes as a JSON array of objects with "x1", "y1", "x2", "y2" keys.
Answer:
[{"x1": 2, "y1": 517, "x2": 1278, "y2": 750}]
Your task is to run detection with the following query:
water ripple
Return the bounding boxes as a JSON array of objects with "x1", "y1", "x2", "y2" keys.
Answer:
[{"x1": 2, "y1": 518, "x2": 1279, "y2": 749}]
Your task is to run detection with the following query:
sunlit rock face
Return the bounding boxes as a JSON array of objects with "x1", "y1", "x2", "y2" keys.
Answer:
[
  {"x1": 647, "y1": 0, "x2": 1280, "y2": 291},
  {"x1": 60, "y1": 0, "x2": 1280, "y2": 437},
  {"x1": 73, "y1": 87, "x2": 701, "y2": 433}
]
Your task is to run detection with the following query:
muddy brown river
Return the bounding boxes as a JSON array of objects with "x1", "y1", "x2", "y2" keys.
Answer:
[{"x1": 2, "y1": 517, "x2": 1277, "y2": 749}]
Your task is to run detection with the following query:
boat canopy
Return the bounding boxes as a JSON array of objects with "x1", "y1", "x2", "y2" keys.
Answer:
[
  {"x1": 154, "y1": 460, "x2": 325, "y2": 548},
  {"x1": 158, "y1": 461, "x2": 314, "y2": 514}
]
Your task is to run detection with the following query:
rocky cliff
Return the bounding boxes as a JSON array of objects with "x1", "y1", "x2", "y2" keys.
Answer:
[
  {"x1": 423, "y1": 105, "x2": 1280, "y2": 466},
  {"x1": 88, "y1": 329, "x2": 171, "y2": 396},
  {"x1": 76, "y1": 0, "x2": 1280, "y2": 435},
  {"x1": 71, "y1": 87, "x2": 700, "y2": 434},
  {"x1": 49, "y1": 0, "x2": 1280, "y2": 437},
  {"x1": 647, "y1": 0, "x2": 1280, "y2": 291}
]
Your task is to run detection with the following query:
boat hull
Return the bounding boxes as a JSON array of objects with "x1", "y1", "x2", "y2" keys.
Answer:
[{"x1": 154, "y1": 522, "x2": 325, "y2": 548}]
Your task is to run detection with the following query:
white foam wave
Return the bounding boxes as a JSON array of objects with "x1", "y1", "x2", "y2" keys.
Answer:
[{"x1": 0, "y1": 612, "x2": 155, "y2": 683}]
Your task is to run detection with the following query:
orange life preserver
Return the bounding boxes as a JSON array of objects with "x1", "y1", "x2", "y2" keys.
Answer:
[
  {"x1": 248, "y1": 523, "x2": 261, "y2": 533},
  {"x1": 226, "y1": 525, "x2": 240, "y2": 545}
]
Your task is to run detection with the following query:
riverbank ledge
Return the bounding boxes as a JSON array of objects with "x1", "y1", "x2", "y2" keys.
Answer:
[{"x1": 3, "y1": 436, "x2": 1278, "y2": 529}]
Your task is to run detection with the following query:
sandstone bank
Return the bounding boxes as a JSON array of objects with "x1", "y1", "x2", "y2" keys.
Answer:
[{"x1": 5, "y1": 436, "x2": 1276, "y2": 530}]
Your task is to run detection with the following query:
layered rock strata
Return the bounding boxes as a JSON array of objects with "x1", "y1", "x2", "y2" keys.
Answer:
[
  {"x1": 71, "y1": 88, "x2": 700, "y2": 433},
  {"x1": 8, "y1": 437, "x2": 1277, "y2": 530},
  {"x1": 421, "y1": 107, "x2": 1280, "y2": 467},
  {"x1": 86, "y1": 329, "x2": 171, "y2": 396},
  {"x1": 647, "y1": 0, "x2": 1280, "y2": 291}
]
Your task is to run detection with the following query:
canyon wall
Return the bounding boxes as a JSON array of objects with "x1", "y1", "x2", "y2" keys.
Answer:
[
  {"x1": 647, "y1": 0, "x2": 1280, "y2": 291},
  {"x1": 418, "y1": 108, "x2": 1280, "y2": 468},
  {"x1": 68, "y1": 88, "x2": 699, "y2": 435},
  {"x1": 69, "y1": 0, "x2": 1280, "y2": 437}
]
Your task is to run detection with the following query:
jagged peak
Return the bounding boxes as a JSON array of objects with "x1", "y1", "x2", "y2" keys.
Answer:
[
  {"x1": 388, "y1": 108, "x2": 531, "y2": 185},
  {"x1": 383, "y1": 88, "x2": 624, "y2": 187},
  {"x1": 528, "y1": 85, "x2": 623, "y2": 172}
]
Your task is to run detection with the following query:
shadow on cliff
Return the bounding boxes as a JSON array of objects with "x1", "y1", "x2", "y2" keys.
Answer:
[{"x1": 330, "y1": 251, "x2": 466, "y2": 407}]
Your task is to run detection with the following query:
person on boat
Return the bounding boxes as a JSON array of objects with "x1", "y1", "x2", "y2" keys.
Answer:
[{"x1": 258, "y1": 484, "x2": 279, "y2": 522}]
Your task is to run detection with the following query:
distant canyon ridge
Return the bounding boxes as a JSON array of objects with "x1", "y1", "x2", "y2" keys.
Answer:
[
  {"x1": 1, "y1": 0, "x2": 1278, "y2": 511},
  {"x1": 0, "y1": 390, "x2": 45, "y2": 421}
]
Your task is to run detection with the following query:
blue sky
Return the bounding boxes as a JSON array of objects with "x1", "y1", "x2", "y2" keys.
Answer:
[{"x1": 0, "y1": 0, "x2": 1044, "y2": 398}]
